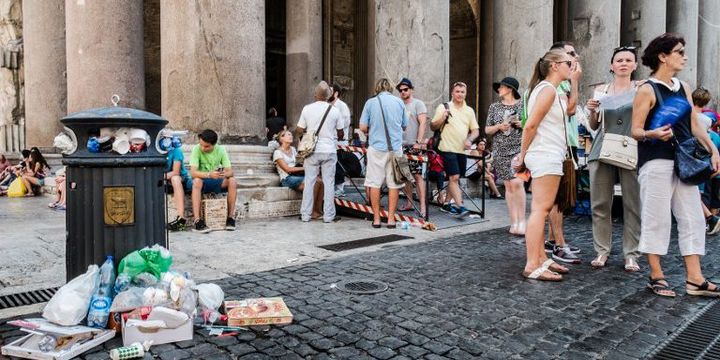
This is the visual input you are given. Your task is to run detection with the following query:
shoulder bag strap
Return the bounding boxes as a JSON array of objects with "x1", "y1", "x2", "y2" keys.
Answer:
[
  {"x1": 376, "y1": 95, "x2": 394, "y2": 152},
  {"x1": 314, "y1": 104, "x2": 334, "y2": 137},
  {"x1": 557, "y1": 92, "x2": 573, "y2": 158}
]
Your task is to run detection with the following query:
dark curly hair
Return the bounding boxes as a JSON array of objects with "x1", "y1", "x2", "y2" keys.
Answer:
[{"x1": 641, "y1": 33, "x2": 686, "y2": 73}]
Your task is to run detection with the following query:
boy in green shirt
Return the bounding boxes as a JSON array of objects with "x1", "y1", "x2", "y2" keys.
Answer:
[{"x1": 189, "y1": 129, "x2": 237, "y2": 233}]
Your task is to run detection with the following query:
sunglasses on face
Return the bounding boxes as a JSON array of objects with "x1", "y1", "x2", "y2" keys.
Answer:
[
  {"x1": 672, "y1": 48, "x2": 686, "y2": 56},
  {"x1": 398, "y1": 87, "x2": 410, "y2": 93},
  {"x1": 556, "y1": 60, "x2": 572, "y2": 68},
  {"x1": 566, "y1": 51, "x2": 577, "y2": 57}
]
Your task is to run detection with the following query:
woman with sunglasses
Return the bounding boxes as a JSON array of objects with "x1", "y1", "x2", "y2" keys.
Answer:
[
  {"x1": 585, "y1": 46, "x2": 642, "y2": 272},
  {"x1": 631, "y1": 33, "x2": 720, "y2": 297},
  {"x1": 514, "y1": 49, "x2": 574, "y2": 281},
  {"x1": 485, "y1": 77, "x2": 526, "y2": 235}
]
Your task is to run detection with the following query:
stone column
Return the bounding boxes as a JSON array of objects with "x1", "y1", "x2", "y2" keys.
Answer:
[
  {"x1": 567, "y1": 0, "x2": 621, "y2": 101},
  {"x1": 493, "y1": 0, "x2": 554, "y2": 94},
  {"x1": 667, "y1": 0, "x2": 698, "y2": 87},
  {"x1": 65, "y1": 0, "x2": 144, "y2": 112},
  {"x1": 161, "y1": 0, "x2": 266, "y2": 144},
  {"x1": 621, "y1": 0, "x2": 667, "y2": 80},
  {"x1": 286, "y1": 0, "x2": 322, "y2": 130},
  {"x1": 698, "y1": 0, "x2": 720, "y2": 108},
  {"x1": 23, "y1": 0, "x2": 66, "y2": 147},
  {"x1": 370, "y1": 0, "x2": 449, "y2": 112}
]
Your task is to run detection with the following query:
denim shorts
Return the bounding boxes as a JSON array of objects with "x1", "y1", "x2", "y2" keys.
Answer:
[
  {"x1": 281, "y1": 175, "x2": 304, "y2": 190},
  {"x1": 440, "y1": 151, "x2": 467, "y2": 177},
  {"x1": 201, "y1": 178, "x2": 227, "y2": 194}
]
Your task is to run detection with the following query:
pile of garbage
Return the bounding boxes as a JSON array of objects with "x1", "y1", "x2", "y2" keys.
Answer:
[{"x1": 1, "y1": 244, "x2": 293, "y2": 360}]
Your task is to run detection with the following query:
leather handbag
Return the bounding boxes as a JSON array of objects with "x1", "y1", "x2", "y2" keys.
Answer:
[
  {"x1": 597, "y1": 108, "x2": 638, "y2": 170},
  {"x1": 297, "y1": 104, "x2": 333, "y2": 161},
  {"x1": 377, "y1": 96, "x2": 414, "y2": 184},
  {"x1": 555, "y1": 93, "x2": 577, "y2": 212}
]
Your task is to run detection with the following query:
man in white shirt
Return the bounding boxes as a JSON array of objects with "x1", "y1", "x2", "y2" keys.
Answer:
[
  {"x1": 331, "y1": 83, "x2": 352, "y2": 197},
  {"x1": 296, "y1": 81, "x2": 344, "y2": 223}
]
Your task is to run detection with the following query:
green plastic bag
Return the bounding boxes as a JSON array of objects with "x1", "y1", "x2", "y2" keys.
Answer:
[{"x1": 118, "y1": 245, "x2": 173, "y2": 279}]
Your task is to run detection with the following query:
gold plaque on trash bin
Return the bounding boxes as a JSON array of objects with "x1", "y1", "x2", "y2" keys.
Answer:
[{"x1": 103, "y1": 186, "x2": 135, "y2": 225}]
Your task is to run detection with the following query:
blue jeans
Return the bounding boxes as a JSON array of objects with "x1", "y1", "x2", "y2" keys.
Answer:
[{"x1": 281, "y1": 175, "x2": 304, "y2": 190}]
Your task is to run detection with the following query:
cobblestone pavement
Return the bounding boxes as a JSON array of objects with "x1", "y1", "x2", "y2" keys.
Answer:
[{"x1": 2, "y1": 217, "x2": 719, "y2": 359}]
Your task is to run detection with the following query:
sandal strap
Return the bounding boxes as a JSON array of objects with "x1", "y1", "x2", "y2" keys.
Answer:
[
  {"x1": 686, "y1": 280, "x2": 710, "y2": 290},
  {"x1": 527, "y1": 261, "x2": 553, "y2": 279},
  {"x1": 649, "y1": 277, "x2": 668, "y2": 286}
]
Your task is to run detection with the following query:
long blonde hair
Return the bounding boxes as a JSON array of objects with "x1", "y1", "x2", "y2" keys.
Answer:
[
  {"x1": 374, "y1": 78, "x2": 394, "y2": 95},
  {"x1": 528, "y1": 49, "x2": 567, "y2": 92}
]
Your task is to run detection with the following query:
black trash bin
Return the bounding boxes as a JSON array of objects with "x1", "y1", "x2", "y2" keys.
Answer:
[{"x1": 62, "y1": 106, "x2": 168, "y2": 281}]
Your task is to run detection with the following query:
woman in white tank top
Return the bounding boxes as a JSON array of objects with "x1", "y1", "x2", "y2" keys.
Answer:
[{"x1": 514, "y1": 49, "x2": 574, "y2": 282}]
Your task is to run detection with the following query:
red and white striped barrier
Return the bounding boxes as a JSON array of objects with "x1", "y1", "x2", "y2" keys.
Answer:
[
  {"x1": 334, "y1": 197, "x2": 436, "y2": 231},
  {"x1": 337, "y1": 145, "x2": 427, "y2": 162}
]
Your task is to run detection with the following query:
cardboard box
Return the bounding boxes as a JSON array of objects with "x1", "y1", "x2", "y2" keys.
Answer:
[
  {"x1": 1, "y1": 318, "x2": 115, "y2": 360},
  {"x1": 121, "y1": 317, "x2": 193, "y2": 346},
  {"x1": 225, "y1": 298, "x2": 293, "y2": 326},
  {"x1": 201, "y1": 197, "x2": 228, "y2": 230}
]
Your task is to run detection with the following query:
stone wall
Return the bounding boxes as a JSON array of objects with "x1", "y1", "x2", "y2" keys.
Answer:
[
  {"x1": 0, "y1": 0, "x2": 23, "y2": 153},
  {"x1": 371, "y1": 0, "x2": 450, "y2": 117}
]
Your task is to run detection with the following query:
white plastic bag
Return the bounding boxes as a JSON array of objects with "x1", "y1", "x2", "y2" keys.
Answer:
[
  {"x1": 42, "y1": 265, "x2": 99, "y2": 326},
  {"x1": 109, "y1": 287, "x2": 147, "y2": 313},
  {"x1": 196, "y1": 283, "x2": 224, "y2": 311}
]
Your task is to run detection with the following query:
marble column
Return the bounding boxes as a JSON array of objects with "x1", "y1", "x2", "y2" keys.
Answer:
[
  {"x1": 286, "y1": 0, "x2": 322, "y2": 130},
  {"x1": 65, "y1": 0, "x2": 145, "y2": 112},
  {"x1": 567, "y1": 0, "x2": 621, "y2": 101},
  {"x1": 667, "y1": 0, "x2": 698, "y2": 87},
  {"x1": 369, "y1": 0, "x2": 449, "y2": 112},
  {"x1": 23, "y1": 0, "x2": 66, "y2": 147},
  {"x1": 493, "y1": 0, "x2": 554, "y2": 94},
  {"x1": 698, "y1": 0, "x2": 720, "y2": 108},
  {"x1": 161, "y1": 0, "x2": 266, "y2": 144},
  {"x1": 621, "y1": 0, "x2": 667, "y2": 80}
]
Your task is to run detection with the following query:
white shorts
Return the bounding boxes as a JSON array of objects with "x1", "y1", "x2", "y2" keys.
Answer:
[
  {"x1": 364, "y1": 147, "x2": 405, "y2": 189},
  {"x1": 525, "y1": 151, "x2": 564, "y2": 178}
]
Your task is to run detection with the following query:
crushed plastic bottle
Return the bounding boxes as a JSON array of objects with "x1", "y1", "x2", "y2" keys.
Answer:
[{"x1": 399, "y1": 221, "x2": 411, "y2": 230}]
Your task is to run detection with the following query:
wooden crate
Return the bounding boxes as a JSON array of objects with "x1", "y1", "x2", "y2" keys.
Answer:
[{"x1": 201, "y1": 197, "x2": 228, "y2": 230}]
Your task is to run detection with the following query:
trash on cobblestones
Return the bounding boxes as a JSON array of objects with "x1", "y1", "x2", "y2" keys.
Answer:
[
  {"x1": 118, "y1": 244, "x2": 173, "y2": 280},
  {"x1": 121, "y1": 307, "x2": 192, "y2": 346},
  {"x1": 1, "y1": 318, "x2": 115, "y2": 360},
  {"x1": 43, "y1": 265, "x2": 100, "y2": 326},
  {"x1": 197, "y1": 283, "x2": 224, "y2": 311},
  {"x1": 109, "y1": 340, "x2": 152, "y2": 360},
  {"x1": 224, "y1": 298, "x2": 293, "y2": 327}
]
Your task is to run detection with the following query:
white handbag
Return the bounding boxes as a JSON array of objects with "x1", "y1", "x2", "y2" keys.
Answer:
[{"x1": 597, "y1": 109, "x2": 638, "y2": 170}]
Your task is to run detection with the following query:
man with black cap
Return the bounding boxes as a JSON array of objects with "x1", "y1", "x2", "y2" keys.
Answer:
[{"x1": 396, "y1": 77, "x2": 429, "y2": 217}]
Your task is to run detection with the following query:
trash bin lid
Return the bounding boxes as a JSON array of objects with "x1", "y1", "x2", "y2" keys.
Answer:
[{"x1": 63, "y1": 106, "x2": 165, "y2": 123}]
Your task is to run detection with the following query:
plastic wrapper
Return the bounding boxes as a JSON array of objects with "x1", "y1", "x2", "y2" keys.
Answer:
[
  {"x1": 42, "y1": 265, "x2": 99, "y2": 326},
  {"x1": 110, "y1": 287, "x2": 147, "y2": 313},
  {"x1": 132, "y1": 272, "x2": 158, "y2": 287},
  {"x1": 143, "y1": 287, "x2": 169, "y2": 306},
  {"x1": 196, "y1": 283, "x2": 224, "y2": 311}
]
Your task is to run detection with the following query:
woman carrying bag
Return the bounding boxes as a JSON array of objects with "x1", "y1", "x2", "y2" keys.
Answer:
[
  {"x1": 585, "y1": 46, "x2": 642, "y2": 272},
  {"x1": 631, "y1": 33, "x2": 720, "y2": 298},
  {"x1": 514, "y1": 49, "x2": 575, "y2": 281}
]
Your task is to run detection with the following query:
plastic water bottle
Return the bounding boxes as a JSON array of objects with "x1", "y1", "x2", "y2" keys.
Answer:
[
  {"x1": 87, "y1": 256, "x2": 116, "y2": 328},
  {"x1": 114, "y1": 272, "x2": 130, "y2": 294},
  {"x1": 399, "y1": 221, "x2": 410, "y2": 230}
]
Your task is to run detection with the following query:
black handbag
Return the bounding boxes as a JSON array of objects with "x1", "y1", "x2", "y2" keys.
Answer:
[
  {"x1": 648, "y1": 82, "x2": 713, "y2": 185},
  {"x1": 430, "y1": 103, "x2": 450, "y2": 151},
  {"x1": 674, "y1": 137, "x2": 712, "y2": 185}
]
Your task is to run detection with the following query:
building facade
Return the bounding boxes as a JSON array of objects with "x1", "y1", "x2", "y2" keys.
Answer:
[{"x1": 2, "y1": 0, "x2": 720, "y2": 154}]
